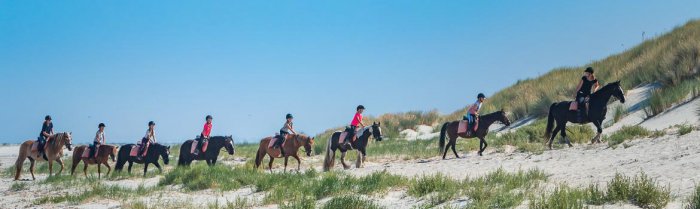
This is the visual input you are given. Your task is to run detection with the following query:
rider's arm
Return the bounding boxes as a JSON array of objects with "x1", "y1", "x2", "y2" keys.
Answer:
[
  {"x1": 574, "y1": 80, "x2": 583, "y2": 98},
  {"x1": 151, "y1": 130, "x2": 157, "y2": 143},
  {"x1": 287, "y1": 124, "x2": 297, "y2": 134},
  {"x1": 592, "y1": 81, "x2": 600, "y2": 93}
]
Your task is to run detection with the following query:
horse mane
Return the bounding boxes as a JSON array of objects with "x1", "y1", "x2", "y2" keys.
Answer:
[{"x1": 591, "y1": 81, "x2": 621, "y2": 97}]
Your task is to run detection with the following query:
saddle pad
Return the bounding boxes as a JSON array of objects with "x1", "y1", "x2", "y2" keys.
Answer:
[
  {"x1": 339, "y1": 132, "x2": 349, "y2": 143},
  {"x1": 130, "y1": 144, "x2": 147, "y2": 157},
  {"x1": 82, "y1": 147, "x2": 91, "y2": 158},
  {"x1": 458, "y1": 120, "x2": 468, "y2": 134},
  {"x1": 190, "y1": 140, "x2": 209, "y2": 154},
  {"x1": 268, "y1": 137, "x2": 278, "y2": 148},
  {"x1": 31, "y1": 143, "x2": 39, "y2": 152}
]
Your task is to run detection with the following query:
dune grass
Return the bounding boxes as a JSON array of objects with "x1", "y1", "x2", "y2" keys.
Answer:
[
  {"x1": 530, "y1": 172, "x2": 671, "y2": 209},
  {"x1": 407, "y1": 168, "x2": 547, "y2": 208},
  {"x1": 321, "y1": 195, "x2": 384, "y2": 209},
  {"x1": 687, "y1": 185, "x2": 700, "y2": 209},
  {"x1": 605, "y1": 125, "x2": 651, "y2": 147}
]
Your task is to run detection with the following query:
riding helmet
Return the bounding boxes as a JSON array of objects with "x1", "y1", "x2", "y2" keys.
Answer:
[
  {"x1": 98, "y1": 123, "x2": 106, "y2": 128},
  {"x1": 585, "y1": 67, "x2": 595, "y2": 74},
  {"x1": 286, "y1": 113, "x2": 294, "y2": 119},
  {"x1": 206, "y1": 115, "x2": 213, "y2": 120},
  {"x1": 45, "y1": 115, "x2": 52, "y2": 120},
  {"x1": 148, "y1": 121, "x2": 155, "y2": 126},
  {"x1": 357, "y1": 105, "x2": 365, "y2": 110},
  {"x1": 477, "y1": 93, "x2": 486, "y2": 99}
]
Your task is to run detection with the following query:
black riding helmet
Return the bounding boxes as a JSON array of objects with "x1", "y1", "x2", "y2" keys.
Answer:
[
  {"x1": 45, "y1": 115, "x2": 52, "y2": 120},
  {"x1": 206, "y1": 115, "x2": 213, "y2": 120},
  {"x1": 286, "y1": 113, "x2": 293, "y2": 119},
  {"x1": 148, "y1": 121, "x2": 155, "y2": 126},
  {"x1": 477, "y1": 93, "x2": 486, "y2": 99},
  {"x1": 357, "y1": 105, "x2": 365, "y2": 110},
  {"x1": 585, "y1": 67, "x2": 595, "y2": 74},
  {"x1": 98, "y1": 123, "x2": 106, "y2": 128}
]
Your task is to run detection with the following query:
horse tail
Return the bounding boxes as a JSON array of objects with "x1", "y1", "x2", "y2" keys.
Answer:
[
  {"x1": 439, "y1": 122, "x2": 449, "y2": 153},
  {"x1": 178, "y1": 142, "x2": 188, "y2": 166},
  {"x1": 254, "y1": 141, "x2": 265, "y2": 169},
  {"x1": 14, "y1": 141, "x2": 29, "y2": 180},
  {"x1": 323, "y1": 134, "x2": 335, "y2": 172},
  {"x1": 115, "y1": 145, "x2": 129, "y2": 171},
  {"x1": 545, "y1": 103, "x2": 557, "y2": 139}
]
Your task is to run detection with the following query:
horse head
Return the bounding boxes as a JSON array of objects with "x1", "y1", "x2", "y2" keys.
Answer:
[
  {"x1": 62, "y1": 132, "x2": 73, "y2": 151},
  {"x1": 371, "y1": 122, "x2": 383, "y2": 141},
  {"x1": 297, "y1": 134, "x2": 314, "y2": 157},
  {"x1": 224, "y1": 135, "x2": 235, "y2": 155},
  {"x1": 611, "y1": 81, "x2": 626, "y2": 103},
  {"x1": 497, "y1": 110, "x2": 511, "y2": 126},
  {"x1": 110, "y1": 145, "x2": 119, "y2": 162},
  {"x1": 159, "y1": 144, "x2": 170, "y2": 165}
]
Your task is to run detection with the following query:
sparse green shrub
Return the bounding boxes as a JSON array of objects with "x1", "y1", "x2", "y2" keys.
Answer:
[{"x1": 606, "y1": 126, "x2": 651, "y2": 146}]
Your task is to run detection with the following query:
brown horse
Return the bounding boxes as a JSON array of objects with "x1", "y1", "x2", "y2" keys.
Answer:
[
  {"x1": 439, "y1": 111, "x2": 510, "y2": 159},
  {"x1": 70, "y1": 145, "x2": 119, "y2": 178},
  {"x1": 14, "y1": 132, "x2": 73, "y2": 180},
  {"x1": 254, "y1": 134, "x2": 314, "y2": 172}
]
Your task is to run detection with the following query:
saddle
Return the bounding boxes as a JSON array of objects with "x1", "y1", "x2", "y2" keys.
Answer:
[
  {"x1": 268, "y1": 134, "x2": 285, "y2": 149},
  {"x1": 31, "y1": 143, "x2": 40, "y2": 152},
  {"x1": 82, "y1": 145, "x2": 100, "y2": 158},
  {"x1": 190, "y1": 140, "x2": 209, "y2": 154},
  {"x1": 457, "y1": 120, "x2": 479, "y2": 135},
  {"x1": 129, "y1": 144, "x2": 148, "y2": 157}
]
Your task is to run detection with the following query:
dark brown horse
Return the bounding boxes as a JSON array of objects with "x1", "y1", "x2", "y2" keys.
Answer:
[
  {"x1": 439, "y1": 111, "x2": 510, "y2": 159},
  {"x1": 70, "y1": 145, "x2": 119, "y2": 178},
  {"x1": 322, "y1": 122, "x2": 383, "y2": 171},
  {"x1": 254, "y1": 134, "x2": 314, "y2": 172},
  {"x1": 14, "y1": 132, "x2": 73, "y2": 180}
]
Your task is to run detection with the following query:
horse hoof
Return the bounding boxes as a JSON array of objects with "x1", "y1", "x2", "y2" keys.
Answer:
[{"x1": 568, "y1": 144, "x2": 573, "y2": 148}]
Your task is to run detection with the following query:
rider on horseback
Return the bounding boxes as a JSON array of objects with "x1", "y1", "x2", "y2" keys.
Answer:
[
  {"x1": 138, "y1": 121, "x2": 157, "y2": 160},
  {"x1": 90, "y1": 123, "x2": 106, "y2": 159},
  {"x1": 570, "y1": 67, "x2": 600, "y2": 121},
  {"x1": 194, "y1": 115, "x2": 213, "y2": 156},
  {"x1": 345, "y1": 105, "x2": 365, "y2": 147},
  {"x1": 463, "y1": 93, "x2": 485, "y2": 136},
  {"x1": 38, "y1": 115, "x2": 53, "y2": 160},
  {"x1": 274, "y1": 114, "x2": 296, "y2": 156}
]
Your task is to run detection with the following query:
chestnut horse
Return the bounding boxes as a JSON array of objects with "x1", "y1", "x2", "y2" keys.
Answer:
[
  {"x1": 70, "y1": 145, "x2": 119, "y2": 178},
  {"x1": 439, "y1": 111, "x2": 510, "y2": 159},
  {"x1": 254, "y1": 134, "x2": 314, "y2": 172},
  {"x1": 14, "y1": 132, "x2": 73, "y2": 180}
]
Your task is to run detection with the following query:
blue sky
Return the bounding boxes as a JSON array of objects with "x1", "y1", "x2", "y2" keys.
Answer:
[{"x1": 1, "y1": 1, "x2": 699, "y2": 144}]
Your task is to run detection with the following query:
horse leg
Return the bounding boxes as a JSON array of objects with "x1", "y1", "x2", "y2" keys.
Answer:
[
  {"x1": 56, "y1": 158, "x2": 65, "y2": 175},
  {"x1": 360, "y1": 148, "x2": 367, "y2": 163},
  {"x1": 340, "y1": 151, "x2": 350, "y2": 169},
  {"x1": 283, "y1": 157, "x2": 289, "y2": 173},
  {"x1": 70, "y1": 159, "x2": 79, "y2": 176},
  {"x1": 143, "y1": 163, "x2": 149, "y2": 177},
  {"x1": 548, "y1": 125, "x2": 561, "y2": 150},
  {"x1": 48, "y1": 160, "x2": 53, "y2": 177},
  {"x1": 104, "y1": 162, "x2": 112, "y2": 176},
  {"x1": 28, "y1": 158, "x2": 36, "y2": 180},
  {"x1": 478, "y1": 137, "x2": 488, "y2": 156},
  {"x1": 127, "y1": 161, "x2": 133, "y2": 174},
  {"x1": 355, "y1": 150, "x2": 362, "y2": 168},
  {"x1": 451, "y1": 140, "x2": 459, "y2": 159},
  {"x1": 154, "y1": 162, "x2": 162, "y2": 173},
  {"x1": 83, "y1": 162, "x2": 88, "y2": 177},
  {"x1": 267, "y1": 156, "x2": 275, "y2": 172},
  {"x1": 592, "y1": 121, "x2": 603, "y2": 144},
  {"x1": 442, "y1": 140, "x2": 451, "y2": 160},
  {"x1": 293, "y1": 155, "x2": 301, "y2": 171},
  {"x1": 211, "y1": 158, "x2": 218, "y2": 166},
  {"x1": 97, "y1": 164, "x2": 102, "y2": 179},
  {"x1": 560, "y1": 123, "x2": 573, "y2": 147}
]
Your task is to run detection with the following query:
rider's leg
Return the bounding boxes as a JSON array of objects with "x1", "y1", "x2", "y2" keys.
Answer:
[{"x1": 279, "y1": 131, "x2": 287, "y2": 156}]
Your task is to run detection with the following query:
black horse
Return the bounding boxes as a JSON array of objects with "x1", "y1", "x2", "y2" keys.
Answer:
[
  {"x1": 545, "y1": 81, "x2": 626, "y2": 149},
  {"x1": 323, "y1": 122, "x2": 383, "y2": 171},
  {"x1": 115, "y1": 143, "x2": 170, "y2": 176},
  {"x1": 178, "y1": 135, "x2": 235, "y2": 166}
]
